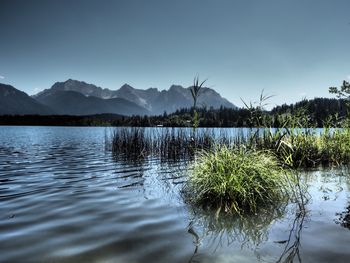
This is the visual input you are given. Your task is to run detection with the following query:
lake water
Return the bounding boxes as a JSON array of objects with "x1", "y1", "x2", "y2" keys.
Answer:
[{"x1": 1, "y1": 126, "x2": 350, "y2": 263}]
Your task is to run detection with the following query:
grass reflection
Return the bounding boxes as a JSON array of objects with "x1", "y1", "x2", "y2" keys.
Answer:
[{"x1": 186, "y1": 204, "x2": 287, "y2": 261}]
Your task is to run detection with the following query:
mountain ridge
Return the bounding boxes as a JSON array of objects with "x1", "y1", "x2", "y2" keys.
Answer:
[
  {"x1": 34, "y1": 89, "x2": 150, "y2": 116},
  {"x1": 0, "y1": 83, "x2": 54, "y2": 115},
  {"x1": 33, "y1": 79, "x2": 236, "y2": 115},
  {"x1": 0, "y1": 79, "x2": 237, "y2": 116}
]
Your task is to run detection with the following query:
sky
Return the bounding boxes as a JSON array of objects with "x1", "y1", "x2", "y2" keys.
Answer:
[{"x1": 0, "y1": 0, "x2": 350, "y2": 108}]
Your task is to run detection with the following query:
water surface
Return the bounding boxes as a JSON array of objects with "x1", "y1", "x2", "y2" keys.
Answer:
[{"x1": 1, "y1": 126, "x2": 350, "y2": 262}]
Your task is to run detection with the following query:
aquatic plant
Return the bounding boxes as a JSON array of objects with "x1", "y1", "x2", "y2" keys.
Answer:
[
  {"x1": 110, "y1": 127, "x2": 228, "y2": 161},
  {"x1": 110, "y1": 88, "x2": 350, "y2": 169},
  {"x1": 240, "y1": 97, "x2": 350, "y2": 168},
  {"x1": 186, "y1": 146, "x2": 291, "y2": 214},
  {"x1": 241, "y1": 89, "x2": 274, "y2": 128},
  {"x1": 109, "y1": 125, "x2": 350, "y2": 168},
  {"x1": 190, "y1": 77, "x2": 207, "y2": 134},
  {"x1": 250, "y1": 126, "x2": 350, "y2": 168}
]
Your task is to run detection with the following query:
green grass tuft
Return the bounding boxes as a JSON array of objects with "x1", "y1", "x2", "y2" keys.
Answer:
[{"x1": 186, "y1": 146, "x2": 290, "y2": 214}]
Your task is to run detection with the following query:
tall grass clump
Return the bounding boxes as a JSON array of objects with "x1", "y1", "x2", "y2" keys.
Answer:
[
  {"x1": 250, "y1": 126, "x2": 350, "y2": 168},
  {"x1": 242, "y1": 96, "x2": 350, "y2": 168},
  {"x1": 186, "y1": 146, "x2": 290, "y2": 214},
  {"x1": 319, "y1": 127, "x2": 350, "y2": 165}
]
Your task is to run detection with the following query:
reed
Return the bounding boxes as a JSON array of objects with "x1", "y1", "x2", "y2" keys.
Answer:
[
  {"x1": 110, "y1": 124, "x2": 350, "y2": 167},
  {"x1": 108, "y1": 90, "x2": 350, "y2": 215},
  {"x1": 239, "y1": 102, "x2": 350, "y2": 168},
  {"x1": 248, "y1": 127, "x2": 350, "y2": 168},
  {"x1": 190, "y1": 77, "x2": 207, "y2": 134},
  {"x1": 110, "y1": 127, "x2": 227, "y2": 160}
]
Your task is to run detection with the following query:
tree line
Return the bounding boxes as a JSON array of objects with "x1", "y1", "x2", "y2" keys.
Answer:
[{"x1": 0, "y1": 97, "x2": 348, "y2": 127}]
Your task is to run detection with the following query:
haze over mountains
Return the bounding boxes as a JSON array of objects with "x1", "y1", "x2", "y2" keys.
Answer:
[{"x1": 0, "y1": 79, "x2": 236, "y2": 116}]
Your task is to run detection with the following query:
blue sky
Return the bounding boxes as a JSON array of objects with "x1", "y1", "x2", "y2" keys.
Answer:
[{"x1": 0, "y1": 0, "x2": 349, "y2": 108}]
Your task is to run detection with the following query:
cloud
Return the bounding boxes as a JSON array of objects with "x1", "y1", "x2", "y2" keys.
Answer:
[
  {"x1": 347, "y1": 75, "x2": 350, "y2": 80},
  {"x1": 0, "y1": 75, "x2": 4, "y2": 79}
]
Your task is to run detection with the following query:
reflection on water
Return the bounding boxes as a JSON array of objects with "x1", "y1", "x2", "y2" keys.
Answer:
[
  {"x1": 336, "y1": 204, "x2": 350, "y2": 229},
  {"x1": 1, "y1": 126, "x2": 350, "y2": 263},
  {"x1": 187, "y1": 205, "x2": 286, "y2": 261}
]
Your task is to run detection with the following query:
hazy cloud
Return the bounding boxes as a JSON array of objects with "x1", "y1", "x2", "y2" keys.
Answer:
[
  {"x1": 347, "y1": 75, "x2": 350, "y2": 80},
  {"x1": 0, "y1": 75, "x2": 4, "y2": 79},
  {"x1": 33, "y1": 87, "x2": 41, "y2": 93}
]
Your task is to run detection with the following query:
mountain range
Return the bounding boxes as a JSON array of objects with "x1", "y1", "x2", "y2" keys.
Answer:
[
  {"x1": 0, "y1": 83, "x2": 53, "y2": 115},
  {"x1": 0, "y1": 79, "x2": 236, "y2": 116}
]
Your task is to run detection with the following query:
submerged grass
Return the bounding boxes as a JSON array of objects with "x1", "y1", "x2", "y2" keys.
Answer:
[{"x1": 186, "y1": 146, "x2": 291, "y2": 214}]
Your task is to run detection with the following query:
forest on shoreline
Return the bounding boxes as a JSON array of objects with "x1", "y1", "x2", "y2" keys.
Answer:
[{"x1": 0, "y1": 97, "x2": 347, "y2": 127}]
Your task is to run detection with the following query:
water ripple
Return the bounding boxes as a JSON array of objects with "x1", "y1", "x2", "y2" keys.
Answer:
[{"x1": 1, "y1": 126, "x2": 350, "y2": 263}]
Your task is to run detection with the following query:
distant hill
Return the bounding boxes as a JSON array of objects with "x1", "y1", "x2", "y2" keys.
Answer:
[
  {"x1": 35, "y1": 89, "x2": 150, "y2": 116},
  {"x1": 34, "y1": 79, "x2": 236, "y2": 115},
  {"x1": 0, "y1": 83, "x2": 54, "y2": 115}
]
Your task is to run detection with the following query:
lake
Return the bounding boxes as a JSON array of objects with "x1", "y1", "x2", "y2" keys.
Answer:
[{"x1": 1, "y1": 126, "x2": 350, "y2": 263}]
